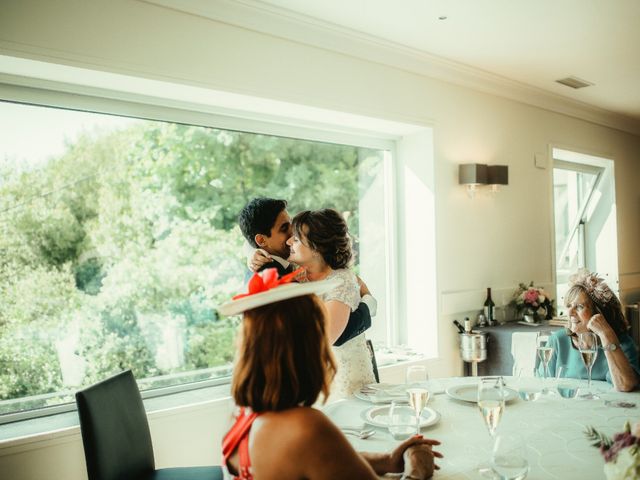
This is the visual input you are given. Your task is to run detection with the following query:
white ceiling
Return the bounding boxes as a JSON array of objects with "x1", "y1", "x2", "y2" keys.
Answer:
[{"x1": 251, "y1": 0, "x2": 640, "y2": 122}]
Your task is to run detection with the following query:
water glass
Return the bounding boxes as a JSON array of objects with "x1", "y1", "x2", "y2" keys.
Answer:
[
  {"x1": 555, "y1": 365, "x2": 579, "y2": 399},
  {"x1": 387, "y1": 401, "x2": 416, "y2": 440},
  {"x1": 513, "y1": 366, "x2": 541, "y2": 402},
  {"x1": 491, "y1": 433, "x2": 529, "y2": 480}
]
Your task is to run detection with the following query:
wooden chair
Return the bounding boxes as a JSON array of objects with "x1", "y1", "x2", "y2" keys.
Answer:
[{"x1": 76, "y1": 370, "x2": 223, "y2": 480}]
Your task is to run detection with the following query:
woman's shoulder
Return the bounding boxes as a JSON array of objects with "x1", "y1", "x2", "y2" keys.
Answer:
[
  {"x1": 327, "y1": 268, "x2": 357, "y2": 283},
  {"x1": 252, "y1": 408, "x2": 341, "y2": 454}
]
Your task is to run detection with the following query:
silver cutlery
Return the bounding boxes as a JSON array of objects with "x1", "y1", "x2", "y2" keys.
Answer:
[{"x1": 341, "y1": 428, "x2": 376, "y2": 439}]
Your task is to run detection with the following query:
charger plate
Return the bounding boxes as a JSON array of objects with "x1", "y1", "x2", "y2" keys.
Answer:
[
  {"x1": 361, "y1": 405, "x2": 440, "y2": 428},
  {"x1": 446, "y1": 383, "x2": 518, "y2": 403}
]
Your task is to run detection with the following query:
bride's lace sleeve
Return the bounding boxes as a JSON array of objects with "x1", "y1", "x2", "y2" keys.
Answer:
[{"x1": 322, "y1": 269, "x2": 360, "y2": 311}]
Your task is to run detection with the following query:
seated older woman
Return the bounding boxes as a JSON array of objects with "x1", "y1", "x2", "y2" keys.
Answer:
[
  {"x1": 219, "y1": 269, "x2": 442, "y2": 480},
  {"x1": 546, "y1": 269, "x2": 639, "y2": 392}
]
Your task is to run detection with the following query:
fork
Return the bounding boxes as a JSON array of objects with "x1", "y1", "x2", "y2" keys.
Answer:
[{"x1": 341, "y1": 428, "x2": 376, "y2": 439}]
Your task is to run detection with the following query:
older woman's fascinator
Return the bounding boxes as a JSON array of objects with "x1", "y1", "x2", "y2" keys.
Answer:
[
  {"x1": 568, "y1": 269, "x2": 619, "y2": 308},
  {"x1": 218, "y1": 267, "x2": 341, "y2": 316}
]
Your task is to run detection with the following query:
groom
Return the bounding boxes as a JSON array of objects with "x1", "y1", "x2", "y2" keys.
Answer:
[{"x1": 238, "y1": 197, "x2": 375, "y2": 347}]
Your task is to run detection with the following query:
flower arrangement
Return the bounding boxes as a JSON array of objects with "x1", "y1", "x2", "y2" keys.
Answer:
[
  {"x1": 585, "y1": 422, "x2": 640, "y2": 480},
  {"x1": 510, "y1": 282, "x2": 555, "y2": 320}
]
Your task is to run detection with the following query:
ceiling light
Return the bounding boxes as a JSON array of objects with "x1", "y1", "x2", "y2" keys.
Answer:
[{"x1": 438, "y1": 16, "x2": 447, "y2": 20}]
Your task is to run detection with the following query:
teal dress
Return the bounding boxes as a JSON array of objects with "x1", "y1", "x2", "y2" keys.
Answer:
[{"x1": 542, "y1": 330, "x2": 640, "y2": 384}]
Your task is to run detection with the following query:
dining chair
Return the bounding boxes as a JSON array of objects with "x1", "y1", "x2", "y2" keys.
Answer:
[
  {"x1": 75, "y1": 370, "x2": 223, "y2": 480},
  {"x1": 365, "y1": 339, "x2": 380, "y2": 383}
]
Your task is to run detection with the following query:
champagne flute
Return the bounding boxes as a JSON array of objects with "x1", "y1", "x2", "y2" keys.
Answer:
[
  {"x1": 577, "y1": 332, "x2": 599, "y2": 400},
  {"x1": 405, "y1": 365, "x2": 429, "y2": 387},
  {"x1": 478, "y1": 377, "x2": 505, "y2": 438},
  {"x1": 477, "y1": 377, "x2": 506, "y2": 478},
  {"x1": 407, "y1": 387, "x2": 430, "y2": 435},
  {"x1": 535, "y1": 330, "x2": 554, "y2": 383}
]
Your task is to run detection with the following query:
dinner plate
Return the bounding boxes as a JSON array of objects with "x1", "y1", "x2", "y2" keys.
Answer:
[
  {"x1": 445, "y1": 383, "x2": 518, "y2": 403},
  {"x1": 360, "y1": 405, "x2": 440, "y2": 429}
]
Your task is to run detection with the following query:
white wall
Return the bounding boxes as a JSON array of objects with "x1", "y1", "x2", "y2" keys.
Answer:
[{"x1": 1, "y1": 0, "x2": 640, "y2": 478}]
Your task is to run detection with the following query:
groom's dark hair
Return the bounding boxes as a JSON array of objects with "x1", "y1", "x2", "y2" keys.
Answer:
[{"x1": 238, "y1": 197, "x2": 288, "y2": 248}]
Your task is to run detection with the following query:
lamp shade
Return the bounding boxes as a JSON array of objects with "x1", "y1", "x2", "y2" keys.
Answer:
[
  {"x1": 458, "y1": 164, "x2": 488, "y2": 185},
  {"x1": 487, "y1": 165, "x2": 508, "y2": 185}
]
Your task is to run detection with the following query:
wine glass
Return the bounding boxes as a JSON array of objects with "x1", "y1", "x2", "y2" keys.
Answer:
[
  {"x1": 491, "y1": 433, "x2": 529, "y2": 480},
  {"x1": 577, "y1": 332, "x2": 599, "y2": 400},
  {"x1": 478, "y1": 377, "x2": 505, "y2": 438}
]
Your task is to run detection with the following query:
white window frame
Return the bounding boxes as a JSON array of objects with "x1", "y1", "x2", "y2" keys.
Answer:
[{"x1": 0, "y1": 76, "x2": 435, "y2": 423}]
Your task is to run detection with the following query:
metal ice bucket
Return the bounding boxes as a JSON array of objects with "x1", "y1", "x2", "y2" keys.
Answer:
[{"x1": 459, "y1": 331, "x2": 488, "y2": 363}]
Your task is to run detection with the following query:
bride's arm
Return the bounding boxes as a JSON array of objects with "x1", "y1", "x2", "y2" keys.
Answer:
[{"x1": 324, "y1": 300, "x2": 351, "y2": 344}]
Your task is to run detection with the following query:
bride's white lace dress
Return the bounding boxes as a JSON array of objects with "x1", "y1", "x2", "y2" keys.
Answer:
[{"x1": 321, "y1": 269, "x2": 375, "y2": 400}]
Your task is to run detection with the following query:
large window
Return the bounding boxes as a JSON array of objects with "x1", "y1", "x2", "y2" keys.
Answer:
[
  {"x1": 552, "y1": 148, "x2": 619, "y2": 310},
  {"x1": 0, "y1": 99, "x2": 390, "y2": 419}
]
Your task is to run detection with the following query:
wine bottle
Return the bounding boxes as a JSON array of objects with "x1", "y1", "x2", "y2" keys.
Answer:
[
  {"x1": 453, "y1": 320, "x2": 465, "y2": 334},
  {"x1": 484, "y1": 288, "x2": 495, "y2": 324}
]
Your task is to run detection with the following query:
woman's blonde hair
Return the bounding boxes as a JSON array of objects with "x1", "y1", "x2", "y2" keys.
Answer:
[{"x1": 231, "y1": 294, "x2": 336, "y2": 412}]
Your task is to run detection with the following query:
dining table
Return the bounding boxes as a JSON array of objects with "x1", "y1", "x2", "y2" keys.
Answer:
[{"x1": 322, "y1": 376, "x2": 640, "y2": 479}]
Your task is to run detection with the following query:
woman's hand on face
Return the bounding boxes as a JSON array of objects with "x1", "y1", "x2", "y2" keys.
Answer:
[
  {"x1": 386, "y1": 435, "x2": 442, "y2": 475},
  {"x1": 587, "y1": 314, "x2": 617, "y2": 343},
  {"x1": 250, "y1": 249, "x2": 271, "y2": 272}
]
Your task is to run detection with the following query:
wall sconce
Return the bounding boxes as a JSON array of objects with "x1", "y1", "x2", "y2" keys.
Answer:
[
  {"x1": 459, "y1": 163, "x2": 508, "y2": 197},
  {"x1": 488, "y1": 165, "x2": 509, "y2": 193},
  {"x1": 459, "y1": 163, "x2": 488, "y2": 198}
]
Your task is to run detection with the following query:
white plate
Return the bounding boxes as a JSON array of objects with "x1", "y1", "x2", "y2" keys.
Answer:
[
  {"x1": 360, "y1": 405, "x2": 440, "y2": 429},
  {"x1": 445, "y1": 383, "x2": 518, "y2": 403}
]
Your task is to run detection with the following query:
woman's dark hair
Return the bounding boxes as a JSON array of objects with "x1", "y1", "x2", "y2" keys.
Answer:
[
  {"x1": 565, "y1": 284, "x2": 627, "y2": 335},
  {"x1": 232, "y1": 295, "x2": 336, "y2": 412},
  {"x1": 291, "y1": 209, "x2": 353, "y2": 269}
]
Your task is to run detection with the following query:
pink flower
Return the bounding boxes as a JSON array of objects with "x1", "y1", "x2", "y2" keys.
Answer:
[{"x1": 524, "y1": 289, "x2": 539, "y2": 304}]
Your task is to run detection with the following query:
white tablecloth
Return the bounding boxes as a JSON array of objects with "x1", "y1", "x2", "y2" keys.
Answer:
[{"x1": 322, "y1": 376, "x2": 640, "y2": 479}]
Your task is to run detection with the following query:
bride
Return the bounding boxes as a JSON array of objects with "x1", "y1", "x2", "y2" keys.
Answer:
[{"x1": 286, "y1": 209, "x2": 375, "y2": 399}]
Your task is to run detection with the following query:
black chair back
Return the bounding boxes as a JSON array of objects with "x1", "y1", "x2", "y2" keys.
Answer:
[
  {"x1": 76, "y1": 370, "x2": 155, "y2": 480},
  {"x1": 366, "y1": 339, "x2": 380, "y2": 383}
]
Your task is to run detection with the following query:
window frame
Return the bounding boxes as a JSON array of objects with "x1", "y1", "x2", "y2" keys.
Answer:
[{"x1": 0, "y1": 79, "x2": 401, "y2": 424}]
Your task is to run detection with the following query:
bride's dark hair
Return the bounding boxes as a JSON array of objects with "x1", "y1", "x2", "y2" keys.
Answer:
[{"x1": 292, "y1": 209, "x2": 353, "y2": 269}]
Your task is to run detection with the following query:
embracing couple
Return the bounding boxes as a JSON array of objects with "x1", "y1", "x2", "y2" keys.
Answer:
[{"x1": 238, "y1": 197, "x2": 377, "y2": 399}]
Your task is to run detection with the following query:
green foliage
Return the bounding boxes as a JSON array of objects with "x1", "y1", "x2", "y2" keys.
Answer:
[
  {"x1": 0, "y1": 324, "x2": 63, "y2": 399},
  {"x1": 0, "y1": 110, "x2": 381, "y2": 410},
  {"x1": 185, "y1": 319, "x2": 238, "y2": 369}
]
